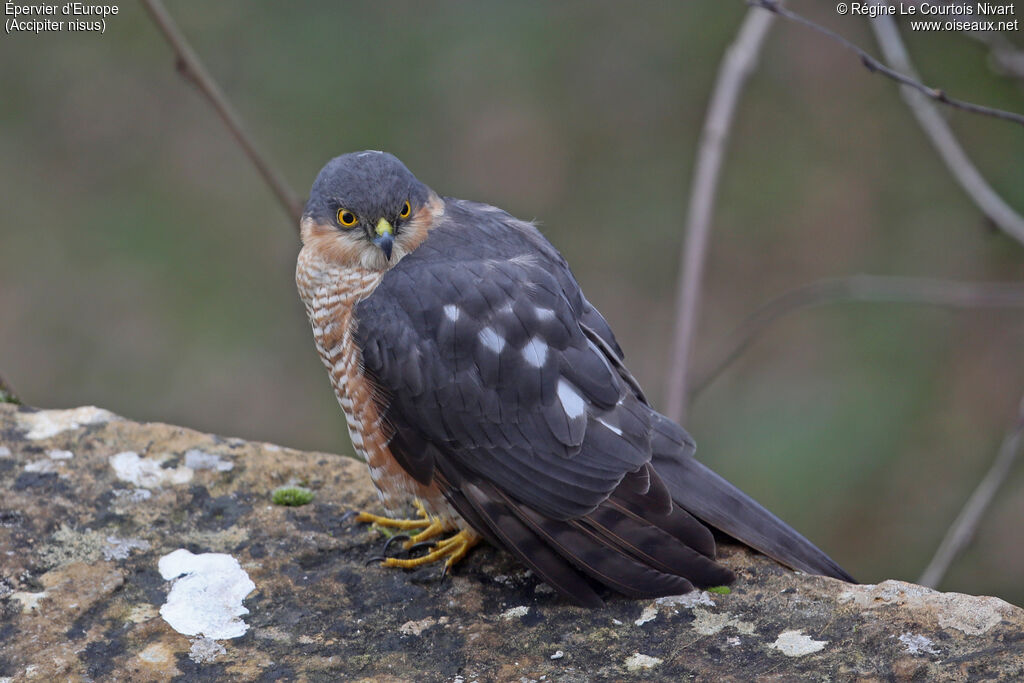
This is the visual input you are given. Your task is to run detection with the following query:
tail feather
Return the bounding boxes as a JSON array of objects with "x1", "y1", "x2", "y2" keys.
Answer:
[
  {"x1": 460, "y1": 481, "x2": 606, "y2": 607},
  {"x1": 577, "y1": 503, "x2": 734, "y2": 586},
  {"x1": 653, "y1": 454, "x2": 854, "y2": 582},
  {"x1": 511, "y1": 502, "x2": 696, "y2": 598},
  {"x1": 609, "y1": 487, "x2": 718, "y2": 559}
]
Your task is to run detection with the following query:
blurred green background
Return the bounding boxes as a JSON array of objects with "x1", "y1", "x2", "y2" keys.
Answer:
[{"x1": 2, "y1": 1, "x2": 1022, "y2": 603}]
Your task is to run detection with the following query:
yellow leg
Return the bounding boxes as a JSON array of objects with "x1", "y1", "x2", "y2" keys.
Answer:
[
  {"x1": 404, "y1": 517, "x2": 447, "y2": 548},
  {"x1": 381, "y1": 529, "x2": 480, "y2": 572},
  {"x1": 355, "y1": 498, "x2": 433, "y2": 531}
]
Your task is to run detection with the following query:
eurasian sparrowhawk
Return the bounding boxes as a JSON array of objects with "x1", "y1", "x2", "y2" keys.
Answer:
[{"x1": 295, "y1": 151, "x2": 853, "y2": 607}]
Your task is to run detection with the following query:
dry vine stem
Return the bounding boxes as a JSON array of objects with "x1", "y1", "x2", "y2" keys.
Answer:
[
  {"x1": 140, "y1": 0, "x2": 304, "y2": 226},
  {"x1": 919, "y1": 393, "x2": 1024, "y2": 588},
  {"x1": 665, "y1": 6, "x2": 776, "y2": 422},
  {"x1": 871, "y1": 15, "x2": 1024, "y2": 245},
  {"x1": 748, "y1": 0, "x2": 1024, "y2": 128},
  {"x1": 689, "y1": 276, "x2": 1024, "y2": 400}
]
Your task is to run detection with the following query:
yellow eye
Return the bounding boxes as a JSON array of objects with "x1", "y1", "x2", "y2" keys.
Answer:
[
  {"x1": 337, "y1": 209, "x2": 357, "y2": 227},
  {"x1": 399, "y1": 200, "x2": 411, "y2": 219}
]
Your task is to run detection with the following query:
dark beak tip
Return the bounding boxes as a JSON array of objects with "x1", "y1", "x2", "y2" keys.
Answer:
[{"x1": 374, "y1": 234, "x2": 394, "y2": 261}]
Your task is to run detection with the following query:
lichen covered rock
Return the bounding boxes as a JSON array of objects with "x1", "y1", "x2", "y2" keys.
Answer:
[{"x1": 1, "y1": 404, "x2": 1022, "y2": 681}]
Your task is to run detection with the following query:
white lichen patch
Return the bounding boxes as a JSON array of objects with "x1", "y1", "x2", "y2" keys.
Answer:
[
  {"x1": 158, "y1": 549, "x2": 255, "y2": 639},
  {"x1": 550, "y1": 650, "x2": 564, "y2": 660},
  {"x1": 110, "y1": 451, "x2": 193, "y2": 488},
  {"x1": 38, "y1": 524, "x2": 107, "y2": 567},
  {"x1": 936, "y1": 597, "x2": 1009, "y2": 636},
  {"x1": 17, "y1": 406, "x2": 113, "y2": 440},
  {"x1": 899, "y1": 632, "x2": 940, "y2": 656},
  {"x1": 184, "y1": 449, "x2": 234, "y2": 472},
  {"x1": 111, "y1": 488, "x2": 152, "y2": 503},
  {"x1": 838, "y1": 579, "x2": 1012, "y2": 636},
  {"x1": 624, "y1": 653, "x2": 663, "y2": 671},
  {"x1": 11, "y1": 591, "x2": 47, "y2": 613},
  {"x1": 769, "y1": 629, "x2": 828, "y2": 657},
  {"x1": 691, "y1": 608, "x2": 755, "y2": 636},
  {"x1": 24, "y1": 459, "x2": 60, "y2": 473},
  {"x1": 102, "y1": 536, "x2": 151, "y2": 561},
  {"x1": 636, "y1": 591, "x2": 718, "y2": 627},
  {"x1": 635, "y1": 604, "x2": 658, "y2": 626},
  {"x1": 24, "y1": 449, "x2": 73, "y2": 472},
  {"x1": 0, "y1": 446, "x2": 11, "y2": 457},
  {"x1": 656, "y1": 591, "x2": 716, "y2": 609},
  {"x1": 500, "y1": 605, "x2": 530, "y2": 620},
  {"x1": 189, "y1": 636, "x2": 226, "y2": 664},
  {"x1": 399, "y1": 617, "x2": 437, "y2": 636}
]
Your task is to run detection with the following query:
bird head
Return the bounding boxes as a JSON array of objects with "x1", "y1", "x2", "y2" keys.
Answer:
[{"x1": 300, "y1": 151, "x2": 443, "y2": 271}]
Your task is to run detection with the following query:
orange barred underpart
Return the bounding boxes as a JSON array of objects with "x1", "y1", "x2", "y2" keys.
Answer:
[{"x1": 296, "y1": 234, "x2": 481, "y2": 570}]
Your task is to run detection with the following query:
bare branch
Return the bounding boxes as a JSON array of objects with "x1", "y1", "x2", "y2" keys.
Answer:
[
  {"x1": 748, "y1": 0, "x2": 1024, "y2": 128},
  {"x1": 664, "y1": 7, "x2": 776, "y2": 423},
  {"x1": 690, "y1": 276, "x2": 1024, "y2": 400},
  {"x1": 871, "y1": 15, "x2": 1024, "y2": 245},
  {"x1": 931, "y1": 0, "x2": 1024, "y2": 78},
  {"x1": 918, "y1": 392, "x2": 1024, "y2": 589},
  {"x1": 140, "y1": 0, "x2": 304, "y2": 227}
]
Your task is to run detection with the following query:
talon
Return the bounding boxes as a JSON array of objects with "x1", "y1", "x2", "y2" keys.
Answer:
[
  {"x1": 365, "y1": 555, "x2": 388, "y2": 566},
  {"x1": 339, "y1": 510, "x2": 358, "y2": 523},
  {"x1": 379, "y1": 529, "x2": 480, "y2": 571},
  {"x1": 382, "y1": 534, "x2": 411, "y2": 555},
  {"x1": 408, "y1": 540, "x2": 437, "y2": 554}
]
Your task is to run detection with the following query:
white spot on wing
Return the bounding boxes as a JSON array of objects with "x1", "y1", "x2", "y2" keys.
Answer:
[
  {"x1": 557, "y1": 379, "x2": 586, "y2": 419},
  {"x1": 443, "y1": 304, "x2": 460, "y2": 322},
  {"x1": 534, "y1": 307, "x2": 556, "y2": 321},
  {"x1": 597, "y1": 417, "x2": 623, "y2": 436},
  {"x1": 522, "y1": 337, "x2": 548, "y2": 368},
  {"x1": 478, "y1": 326, "x2": 506, "y2": 354}
]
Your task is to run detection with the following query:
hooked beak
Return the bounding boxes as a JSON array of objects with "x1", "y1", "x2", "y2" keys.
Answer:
[{"x1": 373, "y1": 218, "x2": 394, "y2": 261}]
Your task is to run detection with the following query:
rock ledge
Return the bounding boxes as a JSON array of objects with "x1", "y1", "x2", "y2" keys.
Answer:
[{"x1": 1, "y1": 404, "x2": 1021, "y2": 681}]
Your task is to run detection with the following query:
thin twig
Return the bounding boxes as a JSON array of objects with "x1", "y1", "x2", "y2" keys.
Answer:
[
  {"x1": 918, "y1": 392, "x2": 1024, "y2": 589},
  {"x1": 140, "y1": 0, "x2": 304, "y2": 226},
  {"x1": 933, "y1": 0, "x2": 1024, "y2": 78},
  {"x1": 690, "y1": 276, "x2": 1024, "y2": 400},
  {"x1": 871, "y1": 15, "x2": 1024, "y2": 246},
  {"x1": 748, "y1": 0, "x2": 1024, "y2": 128},
  {"x1": 664, "y1": 7, "x2": 776, "y2": 423}
]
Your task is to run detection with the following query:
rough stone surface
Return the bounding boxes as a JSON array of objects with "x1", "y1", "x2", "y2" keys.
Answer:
[{"x1": 1, "y1": 403, "x2": 1022, "y2": 681}]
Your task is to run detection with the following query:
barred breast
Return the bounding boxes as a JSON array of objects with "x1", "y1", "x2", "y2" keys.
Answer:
[{"x1": 296, "y1": 248, "x2": 457, "y2": 522}]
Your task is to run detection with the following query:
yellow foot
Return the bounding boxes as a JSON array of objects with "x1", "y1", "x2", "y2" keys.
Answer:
[
  {"x1": 356, "y1": 498, "x2": 432, "y2": 531},
  {"x1": 355, "y1": 499, "x2": 448, "y2": 548},
  {"x1": 381, "y1": 529, "x2": 480, "y2": 573}
]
